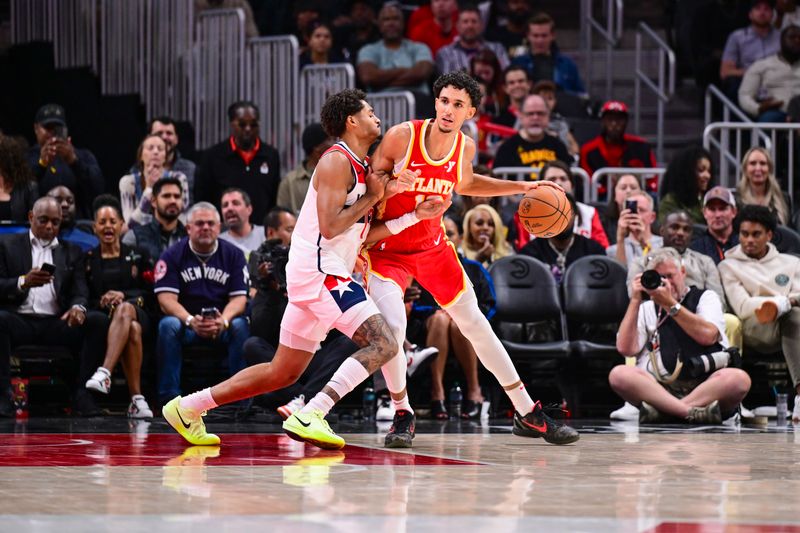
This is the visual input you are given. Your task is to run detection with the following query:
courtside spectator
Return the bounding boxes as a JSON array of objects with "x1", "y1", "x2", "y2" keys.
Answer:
[
  {"x1": 607, "y1": 190, "x2": 663, "y2": 268},
  {"x1": 196, "y1": 100, "x2": 281, "y2": 224},
  {"x1": 658, "y1": 146, "x2": 715, "y2": 224},
  {"x1": 148, "y1": 117, "x2": 197, "y2": 204},
  {"x1": 720, "y1": 0, "x2": 780, "y2": 101},
  {"x1": 357, "y1": 4, "x2": 435, "y2": 117},
  {"x1": 510, "y1": 12, "x2": 587, "y2": 98},
  {"x1": 299, "y1": 21, "x2": 347, "y2": 68},
  {"x1": 602, "y1": 173, "x2": 643, "y2": 245},
  {"x1": 0, "y1": 135, "x2": 38, "y2": 222},
  {"x1": 122, "y1": 177, "x2": 187, "y2": 263},
  {"x1": 47, "y1": 186, "x2": 98, "y2": 253},
  {"x1": 461, "y1": 204, "x2": 513, "y2": 267},
  {"x1": 738, "y1": 24, "x2": 800, "y2": 122},
  {"x1": 691, "y1": 186, "x2": 740, "y2": 265},
  {"x1": 408, "y1": 0, "x2": 459, "y2": 56},
  {"x1": 519, "y1": 193, "x2": 605, "y2": 284},
  {"x1": 219, "y1": 188, "x2": 265, "y2": 256},
  {"x1": 436, "y1": 4, "x2": 510, "y2": 75},
  {"x1": 277, "y1": 123, "x2": 332, "y2": 214},
  {"x1": 119, "y1": 135, "x2": 190, "y2": 227},
  {"x1": 611, "y1": 247, "x2": 749, "y2": 424},
  {"x1": 495, "y1": 65, "x2": 532, "y2": 128},
  {"x1": 154, "y1": 202, "x2": 249, "y2": 404},
  {"x1": 81, "y1": 196, "x2": 154, "y2": 419},
  {"x1": 0, "y1": 197, "x2": 89, "y2": 416},
  {"x1": 719, "y1": 204, "x2": 800, "y2": 422},
  {"x1": 26, "y1": 104, "x2": 103, "y2": 219},
  {"x1": 736, "y1": 146, "x2": 790, "y2": 225},
  {"x1": 493, "y1": 94, "x2": 571, "y2": 174},
  {"x1": 579, "y1": 101, "x2": 657, "y2": 194}
]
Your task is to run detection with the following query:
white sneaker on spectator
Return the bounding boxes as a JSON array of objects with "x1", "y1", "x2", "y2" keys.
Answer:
[
  {"x1": 277, "y1": 395, "x2": 305, "y2": 420},
  {"x1": 127, "y1": 395, "x2": 153, "y2": 419},
  {"x1": 86, "y1": 367, "x2": 111, "y2": 394},
  {"x1": 740, "y1": 405, "x2": 755, "y2": 419},
  {"x1": 794, "y1": 395, "x2": 800, "y2": 423},
  {"x1": 406, "y1": 345, "x2": 438, "y2": 377},
  {"x1": 610, "y1": 402, "x2": 639, "y2": 421},
  {"x1": 376, "y1": 397, "x2": 394, "y2": 421}
]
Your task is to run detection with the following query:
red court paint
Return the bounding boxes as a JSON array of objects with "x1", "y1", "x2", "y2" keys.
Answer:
[{"x1": 0, "y1": 433, "x2": 482, "y2": 467}]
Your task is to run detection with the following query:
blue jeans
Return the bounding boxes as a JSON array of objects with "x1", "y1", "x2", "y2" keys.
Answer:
[
  {"x1": 157, "y1": 316, "x2": 249, "y2": 402},
  {"x1": 757, "y1": 109, "x2": 787, "y2": 123}
]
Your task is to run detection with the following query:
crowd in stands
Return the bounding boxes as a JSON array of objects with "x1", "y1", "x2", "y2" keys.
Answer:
[{"x1": 1, "y1": 0, "x2": 800, "y2": 425}]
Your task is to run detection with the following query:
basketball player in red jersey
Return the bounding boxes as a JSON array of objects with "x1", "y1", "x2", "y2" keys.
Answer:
[{"x1": 363, "y1": 71, "x2": 580, "y2": 447}]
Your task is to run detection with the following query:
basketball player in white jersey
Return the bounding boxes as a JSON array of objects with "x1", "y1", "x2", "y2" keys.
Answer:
[
  {"x1": 163, "y1": 89, "x2": 448, "y2": 449},
  {"x1": 364, "y1": 71, "x2": 579, "y2": 446}
]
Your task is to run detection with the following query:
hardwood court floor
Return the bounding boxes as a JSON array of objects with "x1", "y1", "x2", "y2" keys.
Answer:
[{"x1": 0, "y1": 417, "x2": 799, "y2": 532}]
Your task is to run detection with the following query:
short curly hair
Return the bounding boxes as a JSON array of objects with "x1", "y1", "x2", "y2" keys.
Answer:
[
  {"x1": 320, "y1": 89, "x2": 367, "y2": 138},
  {"x1": 738, "y1": 204, "x2": 777, "y2": 233},
  {"x1": 0, "y1": 135, "x2": 33, "y2": 189},
  {"x1": 433, "y1": 70, "x2": 482, "y2": 107}
]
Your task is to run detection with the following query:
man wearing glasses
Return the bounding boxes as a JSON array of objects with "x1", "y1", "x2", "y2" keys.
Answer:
[
  {"x1": 196, "y1": 100, "x2": 281, "y2": 224},
  {"x1": 154, "y1": 202, "x2": 249, "y2": 406},
  {"x1": 492, "y1": 94, "x2": 572, "y2": 177},
  {"x1": 0, "y1": 197, "x2": 90, "y2": 416}
]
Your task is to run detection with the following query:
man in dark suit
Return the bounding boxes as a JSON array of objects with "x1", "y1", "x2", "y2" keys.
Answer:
[{"x1": 0, "y1": 197, "x2": 90, "y2": 416}]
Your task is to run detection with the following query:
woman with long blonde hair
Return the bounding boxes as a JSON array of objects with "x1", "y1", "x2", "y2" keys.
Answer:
[
  {"x1": 462, "y1": 204, "x2": 512, "y2": 267},
  {"x1": 736, "y1": 146, "x2": 789, "y2": 225}
]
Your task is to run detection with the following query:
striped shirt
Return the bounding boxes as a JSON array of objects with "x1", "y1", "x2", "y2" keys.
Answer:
[{"x1": 435, "y1": 38, "x2": 510, "y2": 75}]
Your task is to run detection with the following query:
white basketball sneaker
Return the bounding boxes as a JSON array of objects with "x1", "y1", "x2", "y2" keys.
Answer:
[
  {"x1": 127, "y1": 395, "x2": 153, "y2": 419},
  {"x1": 610, "y1": 402, "x2": 640, "y2": 421},
  {"x1": 86, "y1": 367, "x2": 111, "y2": 394}
]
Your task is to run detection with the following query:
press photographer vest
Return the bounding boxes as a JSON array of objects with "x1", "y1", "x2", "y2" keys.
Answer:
[{"x1": 657, "y1": 287, "x2": 723, "y2": 377}]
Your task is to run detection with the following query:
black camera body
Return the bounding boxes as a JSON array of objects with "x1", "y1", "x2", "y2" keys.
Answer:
[
  {"x1": 641, "y1": 269, "x2": 663, "y2": 291},
  {"x1": 252, "y1": 238, "x2": 290, "y2": 292}
]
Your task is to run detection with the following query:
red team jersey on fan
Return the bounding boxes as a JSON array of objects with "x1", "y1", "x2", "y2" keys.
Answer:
[{"x1": 374, "y1": 119, "x2": 465, "y2": 253}]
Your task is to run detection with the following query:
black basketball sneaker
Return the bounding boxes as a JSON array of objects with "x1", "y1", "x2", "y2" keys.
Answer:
[
  {"x1": 512, "y1": 401, "x2": 580, "y2": 445},
  {"x1": 384, "y1": 409, "x2": 415, "y2": 448}
]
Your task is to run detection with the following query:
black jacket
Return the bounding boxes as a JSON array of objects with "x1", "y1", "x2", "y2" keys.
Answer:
[
  {"x1": 26, "y1": 146, "x2": 104, "y2": 219},
  {"x1": 196, "y1": 137, "x2": 281, "y2": 224},
  {"x1": 84, "y1": 244, "x2": 154, "y2": 311},
  {"x1": 0, "y1": 232, "x2": 88, "y2": 312},
  {"x1": 123, "y1": 219, "x2": 187, "y2": 263},
  {"x1": 4, "y1": 182, "x2": 38, "y2": 223}
]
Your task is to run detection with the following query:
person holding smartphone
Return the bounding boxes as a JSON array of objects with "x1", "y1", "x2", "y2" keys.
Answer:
[
  {"x1": 606, "y1": 191, "x2": 663, "y2": 269},
  {"x1": 25, "y1": 104, "x2": 104, "y2": 219},
  {"x1": 0, "y1": 197, "x2": 91, "y2": 417}
]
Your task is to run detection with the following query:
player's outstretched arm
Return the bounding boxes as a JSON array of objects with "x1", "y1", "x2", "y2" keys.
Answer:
[
  {"x1": 454, "y1": 138, "x2": 564, "y2": 197},
  {"x1": 364, "y1": 196, "x2": 451, "y2": 245},
  {"x1": 316, "y1": 151, "x2": 384, "y2": 240}
]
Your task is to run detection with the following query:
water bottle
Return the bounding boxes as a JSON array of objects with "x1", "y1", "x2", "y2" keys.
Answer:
[
  {"x1": 777, "y1": 393, "x2": 788, "y2": 425},
  {"x1": 449, "y1": 382, "x2": 463, "y2": 419},
  {"x1": 362, "y1": 386, "x2": 376, "y2": 422}
]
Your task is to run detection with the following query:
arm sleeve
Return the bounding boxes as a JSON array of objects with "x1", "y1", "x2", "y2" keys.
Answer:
[
  {"x1": 0, "y1": 241, "x2": 26, "y2": 300},
  {"x1": 153, "y1": 250, "x2": 181, "y2": 295},
  {"x1": 738, "y1": 61, "x2": 763, "y2": 117},
  {"x1": 227, "y1": 248, "x2": 249, "y2": 296},
  {"x1": 701, "y1": 255, "x2": 728, "y2": 312},
  {"x1": 356, "y1": 43, "x2": 379, "y2": 65},
  {"x1": 721, "y1": 33, "x2": 740, "y2": 64},
  {"x1": 718, "y1": 259, "x2": 767, "y2": 318},
  {"x1": 696, "y1": 290, "x2": 728, "y2": 347},
  {"x1": 411, "y1": 41, "x2": 433, "y2": 63},
  {"x1": 68, "y1": 247, "x2": 89, "y2": 309}
]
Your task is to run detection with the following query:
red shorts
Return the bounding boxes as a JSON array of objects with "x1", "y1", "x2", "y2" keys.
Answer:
[{"x1": 363, "y1": 242, "x2": 469, "y2": 307}]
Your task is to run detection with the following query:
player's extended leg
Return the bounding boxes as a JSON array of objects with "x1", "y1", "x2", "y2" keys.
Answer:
[
  {"x1": 163, "y1": 341, "x2": 315, "y2": 446},
  {"x1": 443, "y1": 287, "x2": 579, "y2": 445},
  {"x1": 285, "y1": 313, "x2": 398, "y2": 450},
  {"x1": 370, "y1": 276, "x2": 418, "y2": 448}
]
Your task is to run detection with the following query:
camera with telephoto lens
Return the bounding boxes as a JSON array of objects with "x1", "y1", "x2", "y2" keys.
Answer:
[
  {"x1": 252, "y1": 238, "x2": 289, "y2": 292},
  {"x1": 682, "y1": 347, "x2": 741, "y2": 378},
  {"x1": 640, "y1": 269, "x2": 663, "y2": 290}
]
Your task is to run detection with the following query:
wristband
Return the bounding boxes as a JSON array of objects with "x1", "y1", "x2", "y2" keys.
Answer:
[{"x1": 385, "y1": 212, "x2": 420, "y2": 235}]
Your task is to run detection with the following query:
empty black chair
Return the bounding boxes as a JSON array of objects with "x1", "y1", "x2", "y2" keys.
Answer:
[
  {"x1": 561, "y1": 255, "x2": 630, "y2": 415},
  {"x1": 488, "y1": 256, "x2": 570, "y2": 409},
  {"x1": 772, "y1": 225, "x2": 800, "y2": 255}
]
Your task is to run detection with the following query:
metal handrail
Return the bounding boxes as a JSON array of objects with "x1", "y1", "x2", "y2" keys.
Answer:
[
  {"x1": 704, "y1": 84, "x2": 753, "y2": 125},
  {"x1": 580, "y1": 0, "x2": 623, "y2": 100},
  {"x1": 589, "y1": 167, "x2": 666, "y2": 203},
  {"x1": 633, "y1": 22, "x2": 675, "y2": 164},
  {"x1": 492, "y1": 166, "x2": 591, "y2": 204},
  {"x1": 703, "y1": 122, "x2": 797, "y2": 201}
]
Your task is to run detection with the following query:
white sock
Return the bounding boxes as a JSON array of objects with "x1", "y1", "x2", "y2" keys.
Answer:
[
  {"x1": 302, "y1": 392, "x2": 336, "y2": 415},
  {"x1": 301, "y1": 357, "x2": 369, "y2": 416},
  {"x1": 444, "y1": 288, "x2": 535, "y2": 414},
  {"x1": 392, "y1": 395, "x2": 413, "y2": 413},
  {"x1": 96, "y1": 367, "x2": 111, "y2": 377},
  {"x1": 179, "y1": 388, "x2": 217, "y2": 412}
]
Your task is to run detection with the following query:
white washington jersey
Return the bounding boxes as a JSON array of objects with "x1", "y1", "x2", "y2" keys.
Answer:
[{"x1": 286, "y1": 140, "x2": 372, "y2": 302}]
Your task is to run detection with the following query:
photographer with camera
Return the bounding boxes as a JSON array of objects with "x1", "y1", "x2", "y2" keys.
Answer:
[{"x1": 610, "y1": 248, "x2": 751, "y2": 424}]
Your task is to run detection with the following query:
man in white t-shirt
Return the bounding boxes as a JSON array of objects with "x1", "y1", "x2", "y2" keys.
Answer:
[
  {"x1": 219, "y1": 188, "x2": 265, "y2": 257},
  {"x1": 610, "y1": 247, "x2": 751, "y2": 424}
]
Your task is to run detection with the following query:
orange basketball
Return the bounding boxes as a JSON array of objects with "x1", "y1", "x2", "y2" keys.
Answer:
[{"x1": 517, "y1": 186, "x2": 573, "y2": 238}]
